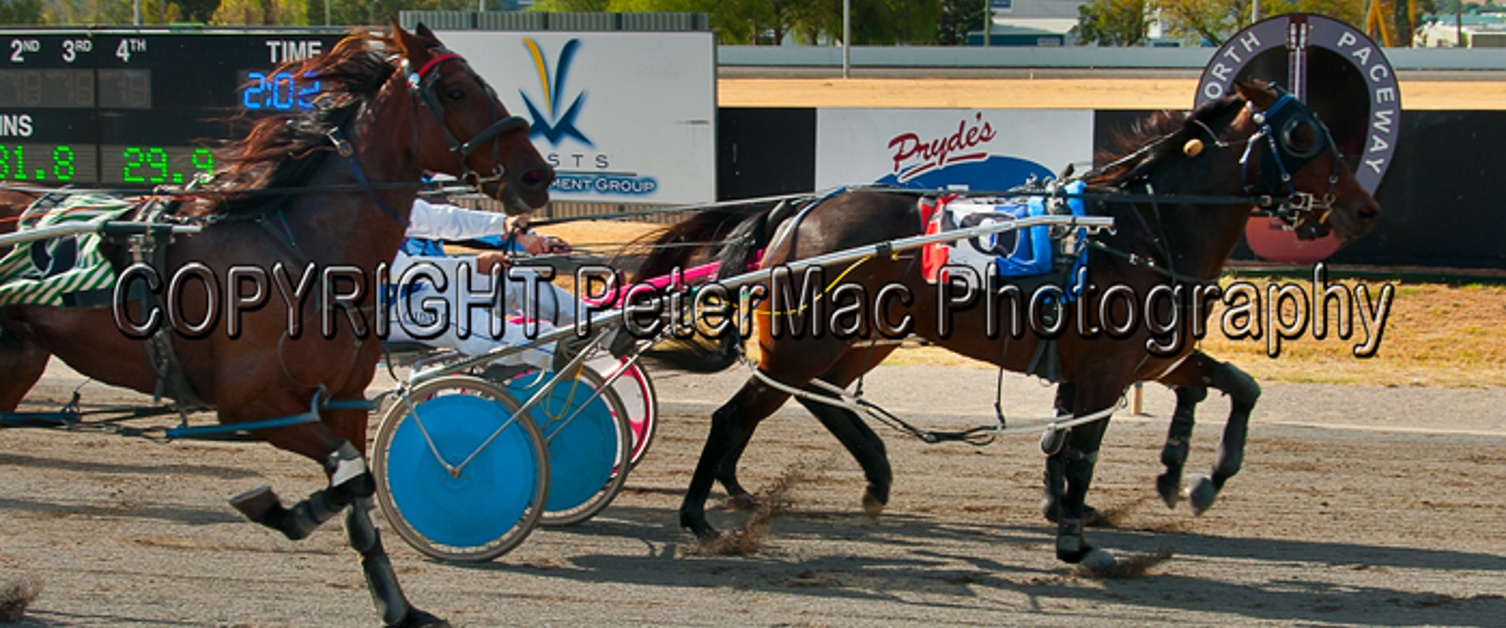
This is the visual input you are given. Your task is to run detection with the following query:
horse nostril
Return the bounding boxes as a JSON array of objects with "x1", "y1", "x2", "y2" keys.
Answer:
[
  {"x1": 521, "y1": 167, "x2": 552, "y2": 190},
  {"x1": 1358, "y1": 204, "x2": 1378, "y2": 218}
]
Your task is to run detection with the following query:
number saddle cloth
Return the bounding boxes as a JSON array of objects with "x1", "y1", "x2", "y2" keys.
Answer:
[
  {"x1": 0, "y1": 193, "x2": 134, "y2": 308},
  {"x1": 916, "y1": 180, "x2": 1091, "y2": 383}
]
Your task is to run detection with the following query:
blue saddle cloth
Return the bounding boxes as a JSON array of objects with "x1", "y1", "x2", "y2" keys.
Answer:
[{"x1": 926, "y1": 181, "x2": 1087, "y2": 280}]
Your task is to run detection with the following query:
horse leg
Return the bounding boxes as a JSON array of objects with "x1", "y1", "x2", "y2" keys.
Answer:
[
  {"x1": 230, "y1": 405, "x2": 441, "y2": 627},
  {"x1": 716, "y1": 345, "x2": 894, "y2": 518},
  {"x1": 1188, "y1": 359, "x2": 1260, "y2": 515},
  {"x1": 1157, "y1": 384, "x2": 1207, "y2": 509},
  {"x1": 1051, "y1": 381, "x2": 1120, "y2": 567},
  {"x1": 0, "y1": 330, "x2": 49, "y2": 411},
  {"x1": 1153, "y1": 353, "x2": 1260, "y2": 515},
  {"x1": 714, "y1": 435, "x2": 758, "y2": 510},
  {"x1": 1041, "y1": 383, "x2": 1073, "y2": 521},
  {"x1": 704, "y1": 344, "x2": 895, "y2": 523},
  {"x1": 796, "y1": 394, "x2": 892, "y2": 520},
  {"x1": 681, "y1": 377, "x2": 793, "y2": 540}
]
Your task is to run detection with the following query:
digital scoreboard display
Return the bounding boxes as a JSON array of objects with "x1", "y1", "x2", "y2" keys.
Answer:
[{"x1": 0, "y1": 29, "x2": 345, "y2": 187}]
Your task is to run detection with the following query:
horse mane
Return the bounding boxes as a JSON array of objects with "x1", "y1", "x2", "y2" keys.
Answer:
[
  {"x1": 1088, "y1": 95, "x2": 1246, "y2": 187},
  {"x1": 205, "y1": 29, "x2": 399, "y2": 215}
]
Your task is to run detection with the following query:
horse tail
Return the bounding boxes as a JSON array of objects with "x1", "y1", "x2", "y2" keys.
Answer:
[{"x1": 629, "y1": 198, "x2": 793, "y2": 374}]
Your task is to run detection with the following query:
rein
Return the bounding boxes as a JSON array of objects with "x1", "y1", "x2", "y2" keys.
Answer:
[
  {"x1": 400, "y1": 48, "x2": 530, "y2": 191},
  {"x1": 1078, "y1": 87, "x2": 1341, "y2": 285}
]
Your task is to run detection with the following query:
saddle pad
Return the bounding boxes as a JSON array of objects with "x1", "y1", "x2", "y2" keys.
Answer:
[
  {"x1": 0, "y1": 194, "x2": 133, "y2": 308},
  {"x1": 921, "y1": 181, "x2": 1088, "y2": 286}
]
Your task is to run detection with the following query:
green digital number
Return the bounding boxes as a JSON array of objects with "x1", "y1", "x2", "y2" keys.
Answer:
[
  {"x1": 191, "y1": 148, "x2": 214, "y2": 177},
  {"x1": 52, "y1": 146, "x2": 73, "y2": 182},
  {"x1": 146, "y1": 147, "x2": 168, "y2": 183},
  {"x1": 123, "y1": 147, "x2": 146, "y2": 183},
  {"x1": 123, "y1": 146, "x2": 170, "y2": 183},
  {"x1": 0, "y1": 146, "x2": 9, "y2": 179}
]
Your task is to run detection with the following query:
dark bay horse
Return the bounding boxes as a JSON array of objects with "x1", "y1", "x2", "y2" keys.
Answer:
[
  {"x1": 638, "y1": 80, "x2": 1379, "y2": 567},
  {"x1": 0, "y1": 24, "x2": 552, "y2": 626}
]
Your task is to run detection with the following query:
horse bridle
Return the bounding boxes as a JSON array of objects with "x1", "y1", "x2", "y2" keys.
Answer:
[
  {"x1": 401, "y1": 49, "x2": 531, "y2": 192},
  {"x1": 1237, "y1": 86, "x2": 1342, "y2": 228}
]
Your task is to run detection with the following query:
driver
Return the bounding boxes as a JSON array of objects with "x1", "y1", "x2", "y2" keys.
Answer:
[{"x1": 385, "y1": 196, "x2": 619, "y2": 372}]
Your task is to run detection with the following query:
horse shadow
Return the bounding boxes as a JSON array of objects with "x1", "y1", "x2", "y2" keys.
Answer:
[{"x1": 441, "y1": 504, "x2": 1506, "y2": 625}]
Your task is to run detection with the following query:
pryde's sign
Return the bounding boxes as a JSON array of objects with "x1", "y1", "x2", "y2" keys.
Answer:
[
  {"x1": 888, "y1": 113, "x2": 996, "y2": 181},
  {"x1": 1195, "y1": 14, "x2": 1399, "y2": 263},
  {"x1": 816, "y1": 109, "x2": 1092, "y2": 192}
]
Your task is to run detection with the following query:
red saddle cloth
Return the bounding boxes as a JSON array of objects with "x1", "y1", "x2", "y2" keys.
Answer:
[{"x1": 919, "y1": 194, "x2": 961, "y2": 284}]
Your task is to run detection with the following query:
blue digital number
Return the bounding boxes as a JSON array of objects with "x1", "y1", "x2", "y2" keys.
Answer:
[
  {"x1": 272, "y1": 72, "x2": 296, "y2": 110},
  {"x1": 242, "y1": 71, "x2": 266, "y2": 110},
  {"x1": 298, "y1": 77, "x2": 321, "y2": 110},
  {"x1": 242, "y1": 71, "x2": 319, "y2": 111}
]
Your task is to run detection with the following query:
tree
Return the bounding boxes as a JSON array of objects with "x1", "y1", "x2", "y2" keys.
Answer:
[
  {"x1": 1151, "y1": 0, "x2": 1368, "y2": 47},
  {"x1": 1072, "y1": 0, "x2": 1149, "y2": 46},
  {"x1": 538, "y1": 0, "x2": 937, "y2": 45},
  {"x1": 210, "y1": 0, "x2": 310, "y2": 25},
  {"x1": 937, "y1": 0, "x2": 988, "y2": 45},
  {"x1": 1151, "y1": 0, "x2": 1250, "y2": 46},
  {"x1": 0, "y1": 0, "x2": 45, "y2": 24}
]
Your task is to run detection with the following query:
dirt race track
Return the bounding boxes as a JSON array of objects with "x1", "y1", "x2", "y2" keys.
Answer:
[
  {"x1": 1, "y1": 363, "x2": 1504, "y2": 626},
  {"x1": 3, "y1": 78, "x2": 1505, "y2": 626}
]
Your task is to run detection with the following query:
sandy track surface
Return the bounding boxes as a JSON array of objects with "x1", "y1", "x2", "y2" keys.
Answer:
[{"x1": 1, "y1": 363, "x2": 1503, "y2": 626}]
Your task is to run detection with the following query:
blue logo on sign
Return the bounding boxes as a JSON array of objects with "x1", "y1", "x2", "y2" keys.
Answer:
[
  {"x1": 875, "y1": 156, "x2": 1052, "y2": 192},
  {"x1": 521, "y1": 38, "x2": 593, "y2": 148}
]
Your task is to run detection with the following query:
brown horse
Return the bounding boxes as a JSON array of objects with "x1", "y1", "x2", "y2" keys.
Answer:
[
  {"x1": 636, "y1": 80, "x2": 1379, "y2": 568},
  {"x1": 0, "y1": 24, "x2": 552, "y2": 626}
]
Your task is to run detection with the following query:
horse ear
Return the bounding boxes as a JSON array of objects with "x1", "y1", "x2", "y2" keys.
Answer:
[
  {"x1": 390, "y1": 20, "x2": 431, "y2": 62},
  {"x1": 415, "y1": 23, "x2": 438, "y2": 42},
  {"x1": 1233, "y1": 79, "x2": 1275, "y2": 108}
]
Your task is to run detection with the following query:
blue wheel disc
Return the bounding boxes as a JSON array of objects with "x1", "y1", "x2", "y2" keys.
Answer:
[
  {"x1": 510, "y1": 373, "x2": 619, "y2": 513},
  {"x1": 384, "y1": 394, "x2": 540, "y2": 549}
]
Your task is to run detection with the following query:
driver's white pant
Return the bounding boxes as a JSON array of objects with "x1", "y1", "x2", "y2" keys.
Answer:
[{"x1": 386, "y1": 266, "x2": 581, "y2": 371}]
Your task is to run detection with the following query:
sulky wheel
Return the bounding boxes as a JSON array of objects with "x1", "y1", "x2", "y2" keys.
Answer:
[{"x1": 371, "y1": 375, "x2": 549, "y2": 562}]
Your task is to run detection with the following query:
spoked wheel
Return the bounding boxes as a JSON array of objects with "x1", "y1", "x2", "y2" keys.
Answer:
[
  {"x1": 371, "y1": 375, "x2": 548, "y2": 562},
  {"x1": 504, "y1": 365, "x2": 632, "y2": 527},
  {"x1": 587, "y1": 356, "x2": 659, "y2": 470}
]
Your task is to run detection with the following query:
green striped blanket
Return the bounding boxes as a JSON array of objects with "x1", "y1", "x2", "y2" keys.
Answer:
[{"x1": 0, "y1": 194, "x2": 134, "y2": 307}]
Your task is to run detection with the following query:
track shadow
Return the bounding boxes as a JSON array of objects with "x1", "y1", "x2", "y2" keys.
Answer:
[
  {"x1": 0, "y1": 496, "x2": 242, "y2": 526},
  {"x1": 0, "y1": 452, "x2": 259, "y2": 480},
  {"x1": 440, "y1": 504, "x2": 1506, "y2": 625}
]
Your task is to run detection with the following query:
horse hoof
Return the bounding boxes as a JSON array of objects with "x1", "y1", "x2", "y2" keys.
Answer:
[
  {"x1": 725, "y1": 493, "x2": 760, "y2": 512},
  {"x1": 1156, "y1": 472, "x2": 1182, "y2": 509},
  {"x1": 681, "y1": 516, "x2": 719, "y2": 541},
  {"x1": 861, "y1": 487, "x2": 886, "y2": 521},
  {"x1": 1041, "y1": 496, "x2": 1059, "y2": 523},
  {"x1": 1079, "y1": 548, "x2": 1117, "y2": 570},
  {"x1": 1187, "y1": 474, "x2": 1218, "y2": 515},
  {"x1": 390, "y1": 607, "x2": 450, "y2": 628},
  {"x1": 229, "y1": 485, "x2": 281, "y2": 522}
]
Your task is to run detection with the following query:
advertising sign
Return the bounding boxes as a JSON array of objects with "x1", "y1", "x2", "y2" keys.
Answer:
[
  {"x1": 815, "y1": 108, "x2": 1093, "y2": 192},
  {"x1": 438, "y1": 31, "x2": 716, "y2": 204},
  {"x1": 1195, "y1": 14, "x2": 1399, "y2": 263}
]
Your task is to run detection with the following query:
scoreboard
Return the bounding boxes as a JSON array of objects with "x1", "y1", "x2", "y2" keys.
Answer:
[{"x1": 0, "y1": 28, "x2": 345, "y2": 187}]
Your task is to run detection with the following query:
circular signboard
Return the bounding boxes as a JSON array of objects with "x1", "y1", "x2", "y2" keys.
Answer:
[{"x1": 1194, "y1": 14, "x2": 1399, "y2": 263}]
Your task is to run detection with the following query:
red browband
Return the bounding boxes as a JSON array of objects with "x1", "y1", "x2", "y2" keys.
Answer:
[{"x1": 415, "y1": 52, "x2": 462, "y2": 79}]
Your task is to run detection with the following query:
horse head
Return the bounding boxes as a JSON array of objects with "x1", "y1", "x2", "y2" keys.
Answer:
[
  {"x1": 392, "y1": 23, "x2": 555, "y2": 214},
  {"x1": 1232, "y1": 80, "x2": 1380, "y2": 242}
]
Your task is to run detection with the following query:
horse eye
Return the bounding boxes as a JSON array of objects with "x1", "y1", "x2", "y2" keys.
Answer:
[{"x1": 445, "y1": 87, "x2": 466, "y2": 102}]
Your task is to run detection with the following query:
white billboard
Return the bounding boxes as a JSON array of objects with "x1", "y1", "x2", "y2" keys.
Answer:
[
  {"x1": 816, "y1": 108, "x2": 1093, "y2": 192},
  {"x1": 438, "y1": 31, "x2": 716, "y2": 205}
]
